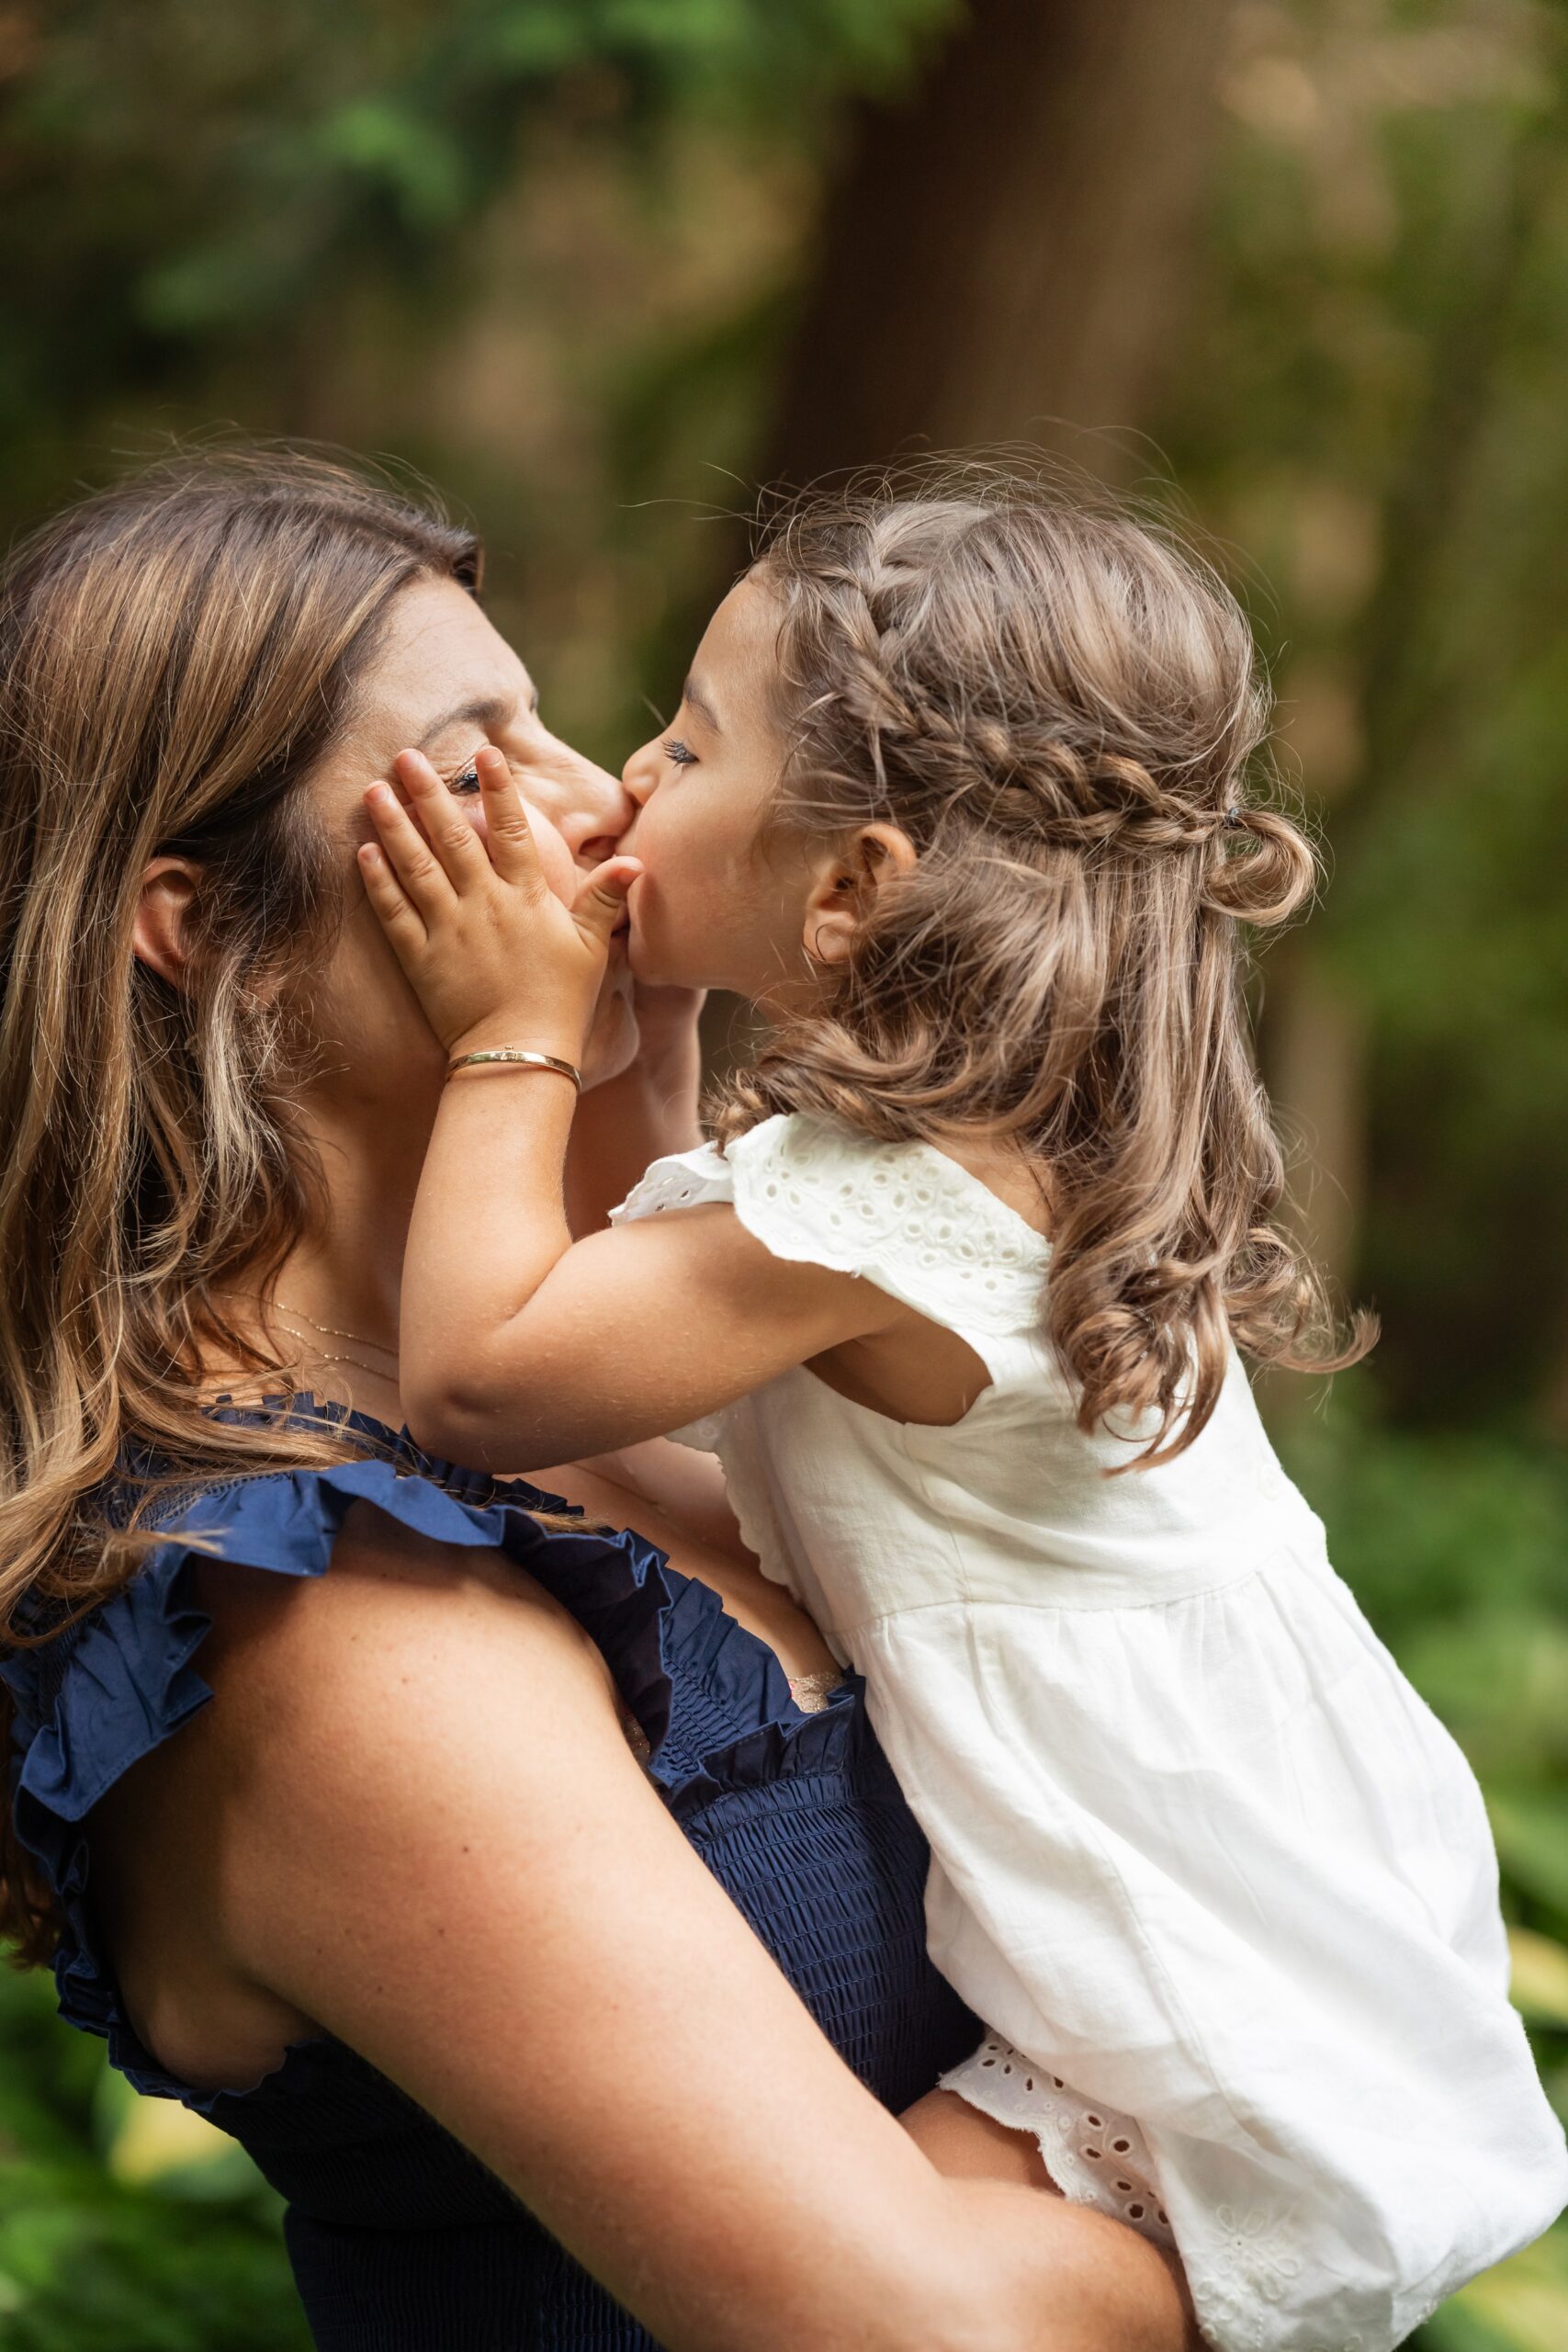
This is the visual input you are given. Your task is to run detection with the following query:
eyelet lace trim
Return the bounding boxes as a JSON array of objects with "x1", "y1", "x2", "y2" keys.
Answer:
[
  {"x1": 1193, "y1": 2206, "x2": 1306, "y2": 2348},
  {"x1": 942, "y1": 2035, "x2": 1175, "y2": 2249},
  {"x1": 615, "y1": 1117, "x2": 1051, "y2": 1338},
  {"x1": 943, "y1": 2037, "x2": 1385, "y2": 2352},
  {"x1": 1194, "y1": 2213, "x2": 1379, "y2": 2352}
]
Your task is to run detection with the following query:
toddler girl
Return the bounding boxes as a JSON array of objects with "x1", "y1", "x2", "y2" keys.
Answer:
[{"x1": 358, "y1": 473, "x2": 1567, "y2": 2352}]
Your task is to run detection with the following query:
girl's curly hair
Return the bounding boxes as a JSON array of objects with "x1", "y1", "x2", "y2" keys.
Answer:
[{"x1": 714, "y1": 463, "x2": 1371, "y2": 1463}]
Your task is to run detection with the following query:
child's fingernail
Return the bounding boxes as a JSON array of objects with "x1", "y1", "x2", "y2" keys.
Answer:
[{"x1": 367, "y1": 783, "x2": 394, "y2": 810}]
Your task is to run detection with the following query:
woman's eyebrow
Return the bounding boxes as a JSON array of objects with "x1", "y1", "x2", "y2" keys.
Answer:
[
  {"x1": 415, "y1": 688, "x2": 536, "y2": 750},
  {"x1": 682, "y1": 674, "x2": 720, "y2": 734}
]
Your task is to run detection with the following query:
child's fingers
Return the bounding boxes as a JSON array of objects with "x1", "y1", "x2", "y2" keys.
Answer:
[
  {"x1": 364, "y1": 781, "x2": 458, "y2": 922},
  {"x1": 571, "y1": 856, "x2": 642, "y2": 953},
  {"x1": 389, "y1": 749, "x2": 492, "y2": 888},
  {"x1": 357, "y1": 841, "x2": 427, "y2": 967},
  {"x1": 475, "y1": 748, "x2": 547, "y2": 891}
]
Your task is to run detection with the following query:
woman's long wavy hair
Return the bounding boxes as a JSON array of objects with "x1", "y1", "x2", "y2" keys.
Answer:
[
  {"x1": 716, "y1": 466, "x2": 1371, "y2": 1460},
  {"x1": 0, "y1": 448, "x2": 480, "y2": 1963}
]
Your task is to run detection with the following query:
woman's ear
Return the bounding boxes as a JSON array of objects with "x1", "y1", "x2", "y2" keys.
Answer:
[
  {"x1": 131, "y1": 856, "x2": 203, "y2": 989},
  {"x1": 802, "y1": 824, "x2": 918, "y2": 967}
]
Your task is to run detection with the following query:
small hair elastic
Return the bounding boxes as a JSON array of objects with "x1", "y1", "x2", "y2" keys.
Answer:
[
  {"x1": 1223, "y1": 807, "x2": 1245, "y2": 831},
  {"x1": 446, "y1": 1047, "x2": 582, "y2": 1091}
]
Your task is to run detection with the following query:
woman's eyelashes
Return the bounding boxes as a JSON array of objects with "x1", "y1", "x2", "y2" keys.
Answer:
[
  {"x1": 449, "y1": 740, "x2": 533, "y2": 795},
  {"x1": 663, "y1": 738, "x2": 697, "y2": 768}
]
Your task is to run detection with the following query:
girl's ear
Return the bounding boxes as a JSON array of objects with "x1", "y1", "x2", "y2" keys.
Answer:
[
  {"x1": 131, "y1": 856, "x2": 203, "y2": 989},
  {"x1": 803, "y1": 824, "x2": 918, "y2": 967}
]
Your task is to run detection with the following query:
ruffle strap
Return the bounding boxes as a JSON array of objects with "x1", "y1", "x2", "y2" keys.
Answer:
[
  {"x1": 3, "y1": 1405, "x2": 867, "y2": 2107},
  {"x1": 640, "y1": 1571, "x2": 868, "y2": 1825}
]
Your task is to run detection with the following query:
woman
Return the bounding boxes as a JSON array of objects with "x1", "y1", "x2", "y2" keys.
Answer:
[{"x1": 0, "y1": 451, "x2": 1192, "y2": 2352}]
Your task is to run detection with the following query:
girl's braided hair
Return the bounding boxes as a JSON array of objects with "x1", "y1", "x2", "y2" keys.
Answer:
[{"x1": 714, "y1": 463, "x2": 1371, "y2": 1463}]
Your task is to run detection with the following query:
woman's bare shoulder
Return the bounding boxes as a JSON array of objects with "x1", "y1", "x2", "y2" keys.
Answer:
[
  {"x1": 93, "y1": 1498, "x2": 627, "y2": 2090},
  {"x1": 175, "y1": 1494, "x2": 630, "y2": 1812}
]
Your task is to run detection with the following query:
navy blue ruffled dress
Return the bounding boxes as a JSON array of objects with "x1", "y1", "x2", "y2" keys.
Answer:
[{"x1": 2, "y1": 1408, "x2": 977, "y2": 2352}]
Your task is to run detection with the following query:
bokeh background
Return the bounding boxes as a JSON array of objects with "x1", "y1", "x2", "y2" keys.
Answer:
[{"x1": 3, "y1": 1, "x2": 1567, "y2": 2345}]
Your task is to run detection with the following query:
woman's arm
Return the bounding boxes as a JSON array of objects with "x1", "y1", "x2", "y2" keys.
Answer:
[
  {"x1": 553, "y1": 1437, "x2": 754, "y2": 1566},
  {"x1": 113, "y1": 1523, "x2": 1190, "y2": 2352}
]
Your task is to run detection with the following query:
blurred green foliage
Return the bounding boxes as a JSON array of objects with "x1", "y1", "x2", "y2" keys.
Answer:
[
  {"x1": 1155, "y1": 0, "x2": 1568, "y2": 1430},
  {"x1": 0, "y1": 0, "x2": 952, "y2": 505},
  {"x1": 0, "y1": 1966, "x2": 307, "y2": 2350},
  {"x1": 2, "y1": 0, "x2": 1565, "y2": 2345}
]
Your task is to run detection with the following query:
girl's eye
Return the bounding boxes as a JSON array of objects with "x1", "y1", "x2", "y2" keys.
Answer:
[
  {"x1": 450, "y1": 763, "x2": 481, "y2": 795},
  {"x1": 663, "y1": 738, "x2": 697, "y2": 768}
]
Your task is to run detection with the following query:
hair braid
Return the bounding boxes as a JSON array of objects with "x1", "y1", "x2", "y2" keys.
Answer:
[{"x1": 714, "y1": 461, "x2": 1368, "y2": 1463}]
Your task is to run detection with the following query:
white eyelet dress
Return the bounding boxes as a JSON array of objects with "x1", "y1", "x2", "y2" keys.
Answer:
[{"x1": 612, "y1": 1115, "x2": 1568, "y2": 2352}]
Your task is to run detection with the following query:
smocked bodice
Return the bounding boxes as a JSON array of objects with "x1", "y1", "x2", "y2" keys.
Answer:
[{"x1": 1, "y1": 1405, "x2": 976, "y2": 2350}]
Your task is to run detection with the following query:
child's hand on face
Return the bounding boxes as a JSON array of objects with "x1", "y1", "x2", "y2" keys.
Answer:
[{"x1": 358, "y1": 746, "x2": 641, "y2": 1065}]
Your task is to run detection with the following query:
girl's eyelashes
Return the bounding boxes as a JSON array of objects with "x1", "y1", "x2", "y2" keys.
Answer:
[{"x1": 663, "y1": 738, "x2": 697, "y2": 768}]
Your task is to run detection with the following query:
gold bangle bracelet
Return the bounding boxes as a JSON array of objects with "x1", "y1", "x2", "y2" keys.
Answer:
[{"x1": 446, "y1": 1047, "x2": 582, "y2": 1091}]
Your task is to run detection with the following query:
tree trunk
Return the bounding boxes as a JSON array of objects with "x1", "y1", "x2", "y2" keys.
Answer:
[{"x1": 763, "y1": 0, "x2": 1234, "y2": 486}]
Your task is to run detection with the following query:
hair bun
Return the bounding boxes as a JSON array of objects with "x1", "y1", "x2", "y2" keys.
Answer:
[{"x1": 1201, "y1": 804, "x2": 1315, "y2": 926}]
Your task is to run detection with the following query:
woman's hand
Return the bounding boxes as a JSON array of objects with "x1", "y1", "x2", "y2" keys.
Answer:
[{"x1": 359, "y1": 746, "x2": 641, "y2": 1064}]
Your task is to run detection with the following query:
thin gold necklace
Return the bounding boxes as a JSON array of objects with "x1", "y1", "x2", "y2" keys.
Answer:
[
  {"x1": 274, "y1": 1302, "x2": 400, "y2": 1360},
  {"x1": 231, "y1": 1295, "x2": 400, "y2": 1382},
  {"x1": 287, "y1": 1346, "x2": 400, "y2": 1384}
]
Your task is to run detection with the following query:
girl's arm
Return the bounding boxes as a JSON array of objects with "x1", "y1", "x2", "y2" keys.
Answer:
[
  {"x1": 109, "y1": 1523, "x2": 1190, "y2": 2352},
  {"x1": 564, "y1": 980, "x2": 705, "y2": 1238},
  {"x1": 559, "y1": 979, "x2": 745, "y2": 1546},
  {"x1": 413, "y1": 1193, "x2": 891, "y2": 1475},
  {"x1": 360, "y1": 751, "x2": 898, "y2": 1472}
]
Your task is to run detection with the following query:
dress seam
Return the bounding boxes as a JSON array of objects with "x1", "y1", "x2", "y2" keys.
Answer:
[{"x1": 831, "y1": 1551, "x2": 1308, "y2": 1636}]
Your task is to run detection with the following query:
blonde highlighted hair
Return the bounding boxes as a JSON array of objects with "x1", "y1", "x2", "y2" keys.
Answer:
[
  {"x1": 716, "y1": 464, "x2": 1370, "y2": 1458},
  {"x1": 0, "y1": 449, "x2": 481, "y2": 1962}
]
